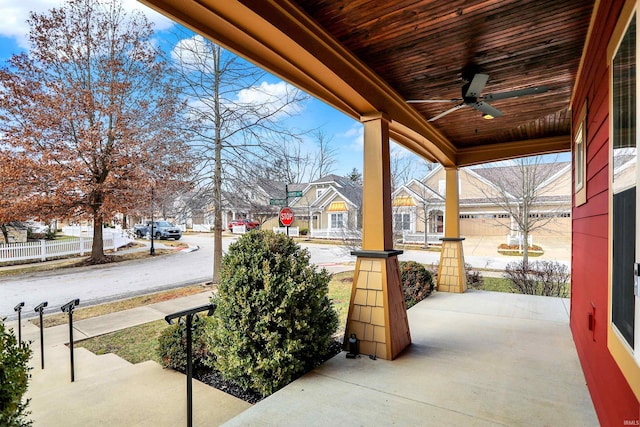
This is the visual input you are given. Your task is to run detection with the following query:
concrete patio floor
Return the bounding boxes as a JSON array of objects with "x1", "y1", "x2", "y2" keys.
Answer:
[
  {"x1": 8, "y1": 288, "x2": 598, "y2": 426},
  {"x1": 225, "y1": 290, "x2": 598, "y2": 426}
]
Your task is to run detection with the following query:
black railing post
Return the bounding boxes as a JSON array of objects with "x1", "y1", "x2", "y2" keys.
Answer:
[
  {"x1": 61, "y1": 299, "x2": 80, "y2": 382},
  {"x1": 186, "y1": 313, "x2": 193, "y2": 426},
  {"x1": 34, "y1": 301, "x2": 48, "y2": 369},
  {"x1": 13, "y1": 302, "x2": 24, "y2": 347},
  {"x1": 165, "y1": 304, "x2": 215, "y2": 427}
]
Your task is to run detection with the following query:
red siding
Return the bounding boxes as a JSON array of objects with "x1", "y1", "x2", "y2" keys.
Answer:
[{"x1": 571, "y1": 0, "x2": 640, "y2": 424}]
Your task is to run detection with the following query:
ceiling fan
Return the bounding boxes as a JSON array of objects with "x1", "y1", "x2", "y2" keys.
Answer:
[{"x1": 407, "y1": 73, "x2": 548, "y2": 122}]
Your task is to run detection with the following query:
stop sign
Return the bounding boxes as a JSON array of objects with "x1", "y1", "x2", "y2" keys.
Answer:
[{"x1": 279, "y1": 207, "x2": 294, "y2": 227}]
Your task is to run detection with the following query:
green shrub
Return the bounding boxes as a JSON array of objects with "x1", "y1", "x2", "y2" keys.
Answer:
[
  {"x1": 156, "y1": 316, "x2": 214, "y2": 371},
  {"x1": 0, "y1": 320, "x2": 32, "y2": 427},
  {"x1": 399, "y1": 261, "x2": 434, "y2": 308},
  {"x1": 299, "y1": 228, "x2": 309, "y2": 236},
  {"x1": 209, "y1": 231, "x2": 339, "y2": 396}
]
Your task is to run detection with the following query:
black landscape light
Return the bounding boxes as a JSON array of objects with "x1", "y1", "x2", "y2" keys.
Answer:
[
  {"x1": 346, "y1": 333, "x2": 359, "y2": 359},
  {"x1": 165, "y1": 304, "x2": 215, "y2": 427},
  {"x1": 61, "y1": 298, "x2": 80, "y2": 382},
  {"x1": 13, "y1": 302, "x2": 24, "y2": 347},
  {"x1": 34, "y1": 301, "x2": 48, "y2": 369}
]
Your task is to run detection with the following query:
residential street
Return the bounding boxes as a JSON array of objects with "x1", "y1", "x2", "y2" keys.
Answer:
[{"x1": 0, "y1": 233, "x2": 570, "y2": 321}]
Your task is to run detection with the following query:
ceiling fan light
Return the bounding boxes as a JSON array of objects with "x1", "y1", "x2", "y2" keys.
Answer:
[{"x1": 482, "y1": 113, "x2": 494, "y2": 120}]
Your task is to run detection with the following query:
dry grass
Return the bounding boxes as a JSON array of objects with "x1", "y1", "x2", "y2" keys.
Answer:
[
  {"x1": 76, "y1": 319, "x2": 167, "y2": 364},
  {"x1": 31, "y1": 282, "x2": 215, "y2": 328},
  {"x1": 72, "y1": 271, "x2": 355, "y2": 364},
  {"x1": 329, "y1": 271, "x2": 353, "y2": 335}
]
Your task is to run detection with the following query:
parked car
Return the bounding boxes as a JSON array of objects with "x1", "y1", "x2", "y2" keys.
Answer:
[
  {"x1": 228, "y1": 219, "x2": 260, "y2": 231},
  {"x1": 133, "y1": 221, "x2": 182, "y2": 240}
]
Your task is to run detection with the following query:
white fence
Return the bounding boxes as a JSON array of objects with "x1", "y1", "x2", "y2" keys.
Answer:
[
  {"x1": 0, "y1": 236, "x2": 118, "y2": 263},
  {"x1": 272, "y1": 227, "x2": 300, "y2": 237},
  {"x1": 401, "y1": 231, "x2": 444, "y2": 245},
  {"x1": 310, "y1": 228, "x2": 362, "y2": 240},
  {"x1": 0, "y1": 227, "x2": 133, "y2": 263}
]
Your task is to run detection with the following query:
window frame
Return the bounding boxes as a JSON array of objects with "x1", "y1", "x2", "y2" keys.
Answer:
[
  {"x1": 574, "y1": 100, "x2": 588, "y2": 206},
  {"x1": 606, "y1": 0, "x2": 640, "y2": 401},
  {"x1": 329, "y1": 212, "x2": 344, "y2": 229}
]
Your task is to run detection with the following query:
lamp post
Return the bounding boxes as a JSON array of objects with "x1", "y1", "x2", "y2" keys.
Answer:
[{"x1": 150, "y1": 186, "x2": 155, "y2": 256}]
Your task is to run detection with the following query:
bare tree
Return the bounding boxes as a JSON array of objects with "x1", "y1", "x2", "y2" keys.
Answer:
[
  {"x1": 171, "y1": 33, "x2": 309, "y2": 282},
  {"x1": 390, "y1": 144, "x2": 415, "y2": 193},
  {"x1": 266, "y1": 130, "x2": 338, "y2": 183},
  {"x1": 477, "y1": 155, "x2": 568, "y2": 266},
  {"x1": 308, "y1": 130, "x2": 338, "y2": 181}
]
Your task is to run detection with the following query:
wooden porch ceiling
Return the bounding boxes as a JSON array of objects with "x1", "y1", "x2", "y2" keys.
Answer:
[{"x1": 140, "y1": 0, "x2": 595, "y2": 167}]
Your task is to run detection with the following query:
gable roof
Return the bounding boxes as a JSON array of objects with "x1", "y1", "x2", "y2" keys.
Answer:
[
  {"x1": 470, "y1": 162, "x2": 571, "y2": 199},
  {"x1": 305, "y1": 174, "x2": 363, "y2": 208}
]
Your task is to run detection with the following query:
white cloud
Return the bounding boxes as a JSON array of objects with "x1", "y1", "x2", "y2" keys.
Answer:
[
  {"x1": 171, "y1": 34, "x2": 211, "y2": 68},
  {"x1": 0, "y1": 0, "x2": 175, "y2": 49},
  {"x1": 236, "y1": 81, "x2": 304, "y2": 118},
  {"x1": 339, "y1": 122, "x2": 363, "y2": 151}
]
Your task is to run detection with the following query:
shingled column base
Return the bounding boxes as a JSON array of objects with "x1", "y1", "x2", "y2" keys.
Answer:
[
  {"x1": 344, "y1": 250, "x2": 411, "y2": 360},
  {"x1": 437, "y1": 238, "x2": 467, "y2": 293}
]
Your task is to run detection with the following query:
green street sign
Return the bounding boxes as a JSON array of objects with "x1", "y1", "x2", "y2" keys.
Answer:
[
  {"x1": 270, "y1": 198, "x2": 287, "y2": 206},
  {"x1": 287, "y1": 191, "x2": 303, "y2": 197}
]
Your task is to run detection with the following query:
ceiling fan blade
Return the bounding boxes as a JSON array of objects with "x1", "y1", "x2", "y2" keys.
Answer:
[
  {"x1": 407, "y1": 99, "x2": 462, "y2": 103},
  {"x1": 465, "y1": 73, "x2": 489, "y2": 98},
  {"x1": 428, "y1": 103, "x2": 465, "y2": 122},
  {"x1": 471, "y1": 101, "x2": 503, "y2": 118},
  {"x1": 483, "y1": 86, "x2": 548, "y2": 102}
]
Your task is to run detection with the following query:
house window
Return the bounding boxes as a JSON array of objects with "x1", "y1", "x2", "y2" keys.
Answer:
[
  {"x1": 330, "y1": 213, "x2": 344, "y2": 229},
  {"x1": 316, "y1": 189, "x2": 325, "y2": 199},
  {"x1": 608, "y1": 3, "x2": 640, "y2": 391},
  {"x1": 611, "y1": 12, "x2": 637, "y2": 351},
  {"x1": 394, "y1": 213, "x2": 411, "y2": 231},
  {"x1": 574, "y1": 100, "x2": 587, "y2": 206}
]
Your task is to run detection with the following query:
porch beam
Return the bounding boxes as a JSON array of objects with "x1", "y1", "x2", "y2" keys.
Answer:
[{"x1": 456, "y1": 136, "x2": 570, "y2": 167}]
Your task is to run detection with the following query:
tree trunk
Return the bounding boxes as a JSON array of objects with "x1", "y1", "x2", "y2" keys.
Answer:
[
  {"x1": 423, "y1": 207, "x2": 429, "y2": 248},
  {"x1": 212, "y1": 45, "x2": 222, "y2": 284},
  {"x1": 522, "y1": 229, "x2": 529, "y2": 268},
  {"x1": 0, "y1": 224, "x2": 9, "y2": 244},
  {"x1": 522, "y1": 203, "x2": 529, "y2": 269},
  {"x1": 90, "y1": 217, "x2": 106, "y2": 263}
]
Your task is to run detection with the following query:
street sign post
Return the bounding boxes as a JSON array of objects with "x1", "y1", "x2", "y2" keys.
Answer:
[{"x1": 269, "y1": 198, "x2": 287, "y2": 206}]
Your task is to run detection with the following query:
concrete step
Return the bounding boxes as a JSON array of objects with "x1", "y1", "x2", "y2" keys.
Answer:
[
  {"x1": 29, "y1": 344, "x2": 133, "y2": 389},
  {"x1": 26, "y1": 353, "x2": 251, "y2": 427}
]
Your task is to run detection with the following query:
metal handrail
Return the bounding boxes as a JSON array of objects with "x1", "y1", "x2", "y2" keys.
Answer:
[{"x1": 164, "y1": 304, "x2": 215, "y2": 427}]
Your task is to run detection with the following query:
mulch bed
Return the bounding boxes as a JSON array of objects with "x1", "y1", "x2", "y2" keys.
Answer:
[{"x1": 191, "y1": 339, "x2": 344, "y2": 404}]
